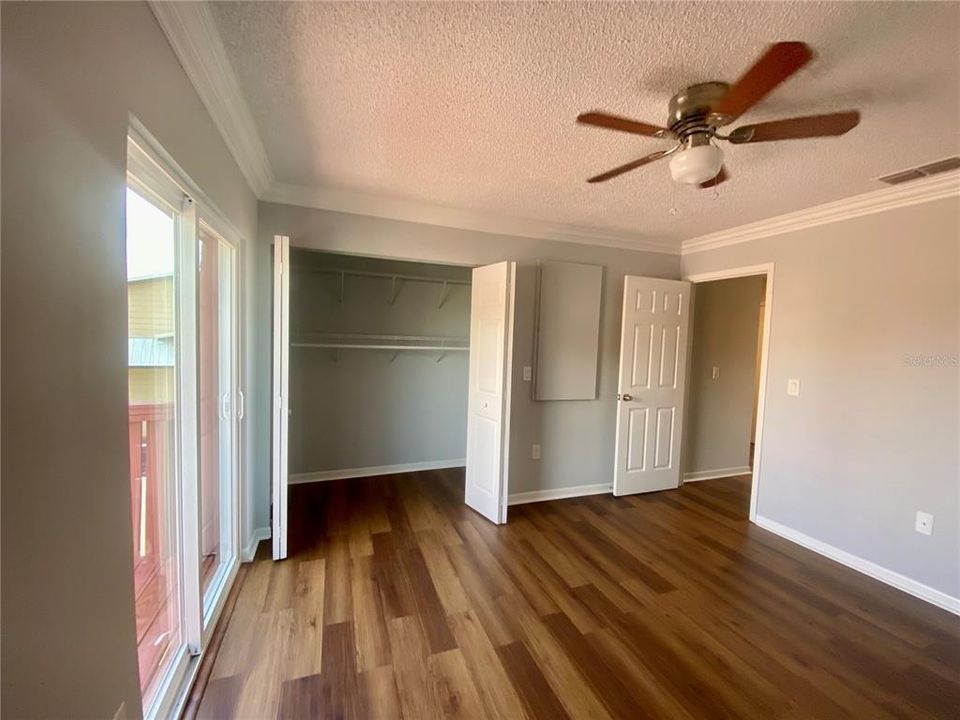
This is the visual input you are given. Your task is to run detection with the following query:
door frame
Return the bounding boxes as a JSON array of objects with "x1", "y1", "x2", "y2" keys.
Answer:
[
  {"x1": 271, "y1": 235, "x2": 290, "y2": 560},
  {"x1": 683, "y1": 263, "x2": 775, "y2": 523}
]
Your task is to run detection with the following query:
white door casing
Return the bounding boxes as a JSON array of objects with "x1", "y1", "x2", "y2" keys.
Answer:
[
  {"x1": 271, "y1": 235, "x2": 290, "y2": 559},
  {"x1": 614, "y1": 276, "x2": 691, "y2": 495},
  {"x1": 465, "y1": 261, "x2": 516, "y2": 523}
]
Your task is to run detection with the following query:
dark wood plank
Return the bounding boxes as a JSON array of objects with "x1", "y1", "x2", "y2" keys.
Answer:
[
  {"x1": 194, "y1": 675, "x2": 244, "y2": 720},
  {"x1": 495, "y1": 640, "x2": 572, "y2": 720},
  {"x1": 543, "y1": 611, "x2": 664, "y2": 720},
  {"x1": 277, "y1": 620, "x2": 365, "y2": 720}
]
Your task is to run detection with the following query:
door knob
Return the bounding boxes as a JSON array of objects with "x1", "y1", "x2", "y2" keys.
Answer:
[{"x1": 620, "y1": 394, "x2": 633, "y2": 401}]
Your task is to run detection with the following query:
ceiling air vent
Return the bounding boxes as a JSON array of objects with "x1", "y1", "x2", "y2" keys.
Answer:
[{"x1": 877, "y1": 156, "x2": 960, "y2": 185}]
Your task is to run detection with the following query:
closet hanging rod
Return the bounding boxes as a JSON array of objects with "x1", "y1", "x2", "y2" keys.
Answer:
[
  {"x1": 293, "y1": 332, "x2": 468, "y2": 343},
  {"x1": 292, "y1": 266, "x2": 471, "y2": 286},
  {"x1": 291, "y1": 343, "x2": 469, "y2": 352}
]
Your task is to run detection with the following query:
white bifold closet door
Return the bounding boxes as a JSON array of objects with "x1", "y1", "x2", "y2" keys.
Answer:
[
  {"x1": 271, "y1": 235, "x2": 290, "y2": 559},
  {"x1": 613, "y1": 276, "x2": 691, "y2": 496},
  {"x1": 464, "y1": 261, "x2": 516, "y2": 524}
]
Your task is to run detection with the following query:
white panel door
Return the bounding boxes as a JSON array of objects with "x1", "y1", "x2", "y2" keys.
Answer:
[
  {"x1": 465, "y1": 261, "x2": 516, "y2": 523},
  {"x1": 271, "y1": 235, "x2": 290, "y2": 559},
  {"x1": 613, "y1": 276, "x2": 691, "y2": 495}
]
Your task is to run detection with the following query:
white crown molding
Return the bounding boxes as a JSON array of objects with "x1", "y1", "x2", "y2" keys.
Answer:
[
  {"x1": 682, "y1": 171, "x2": 960, "y2": 255},
  {"x1": 150, "y1": 1, "x2": 275, "y2": 197},
  {"x1": 263, "y1": 181, "x2": 681, "y2": 255}
]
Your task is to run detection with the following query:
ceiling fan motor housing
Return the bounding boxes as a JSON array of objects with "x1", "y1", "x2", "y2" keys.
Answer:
[
  {"x1": 667, "y1": 81, "x2": 732, "y2": 138},
  {"x1": 666, "y1": 82, "x2": 728, "y2": 185}
]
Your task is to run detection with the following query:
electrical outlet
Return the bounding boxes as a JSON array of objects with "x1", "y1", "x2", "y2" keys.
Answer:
[
  {"x1": 711, "y1": 366, "x2": 720, "y2": 380},
  {"x1": 523, "y1": 365, "x2": 532, "y2": 382},
  {"x1": 915, "y1": 511, "x2": 934, "y2": 536},
  {"x1": 531, "y1": 444, "x2": 541, "y2": 460},
  {"x1": 787, "y1": 378, "x2": 801, "y2": 396}
]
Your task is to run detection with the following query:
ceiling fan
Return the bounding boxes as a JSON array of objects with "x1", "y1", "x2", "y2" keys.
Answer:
[{"x1": 577, "y1": 42, "x2": 861, "y2": 187}]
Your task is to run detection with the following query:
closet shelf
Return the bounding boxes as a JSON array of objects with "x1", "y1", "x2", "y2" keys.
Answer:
[
  {"x1": 292, "y1": 332, "x2": 469, "y2": 352},
  {"x1": 293, "y1": 266, "x2": 471, "y2": 286},
  {"x1": 293, "y1": 265, "x2": 470, "y2": 306}
]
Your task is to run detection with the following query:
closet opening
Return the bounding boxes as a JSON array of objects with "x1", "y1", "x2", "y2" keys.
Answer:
[{"x1": 284, "y1": 249, "x2": 474, "y2": 553}]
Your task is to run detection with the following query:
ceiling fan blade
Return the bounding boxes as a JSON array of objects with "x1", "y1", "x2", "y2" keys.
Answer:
[
  {"x1": 577, "y1": 111, "x2": 668, "y2": 137},
  {"x1": 587, "y1": 149, "x2": 673, "y2": 183},
  {"x1": 712, "y1": 42, "x2": 814, "y2": 121},
  {"x1": 728, "y1": 111, "x2": 860, "y2": 144},
  {"x1": 699, "y1": 165, "x2": 730, "y2": 189}
]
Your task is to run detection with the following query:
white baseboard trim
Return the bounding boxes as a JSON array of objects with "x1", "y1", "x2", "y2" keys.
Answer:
[
  {"x1": 755, "y1": 515, "x2": 960, "y2": 616},
  {"x1": 289, "y1": 459, "x2": 466, "y2": 484},
  {"x1": 508, "y1": 483, "x2": 612, "y2": 506},
  {"x1": 241, "y1": 526, "x2": 271, "y2": 562},
  {"x1": 683, "y1": 466, "x2": 752, "y2": 482}
]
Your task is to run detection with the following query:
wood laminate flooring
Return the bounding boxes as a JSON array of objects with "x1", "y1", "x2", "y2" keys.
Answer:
[{"x1": 193, "y1": 470, "x2": 960, "y2": 719}]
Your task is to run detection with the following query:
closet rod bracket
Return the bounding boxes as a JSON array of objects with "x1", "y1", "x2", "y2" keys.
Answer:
[
  {"x1": 437, "y1": 280, "x2": 451, "y2": 310},
  {"x1": 388, "y1": 275, "x2": 401, "y2": 305}
]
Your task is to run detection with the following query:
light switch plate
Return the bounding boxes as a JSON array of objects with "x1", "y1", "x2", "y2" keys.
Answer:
[
  {"x1": 531, "y1": 444, "x2": 541, "y2": 460},
  {"x1": 523, "y1": 365, "x2": 532, "y2": 382},
  {"x1": 787, "y1": 378, "x2": 800, "y2": 396},
  {"x1": 915, "y1": 511, "x2": 934, "y2": 536},
  {"x1": 711, "y1": 366, "x2": 720, "y2": 380}
]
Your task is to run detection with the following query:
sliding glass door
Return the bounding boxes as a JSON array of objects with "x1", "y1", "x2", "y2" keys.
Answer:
[
  {"x1": 126, "y1": 182, "x2": 185, "y2": 707},
  {"x1": 126, "y1": 133, "x2": 241, "y2": 718},
  {"x1": 198, "y1": 223, "x2": 238, "y2": 616}
]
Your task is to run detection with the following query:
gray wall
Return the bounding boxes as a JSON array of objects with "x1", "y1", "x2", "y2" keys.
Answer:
[
  {"x1": 1, "y1": 3, "x2": 261, "y2": 717},
  {"x1": 686, "y1": 276, "x2": 765, "y2": 476},
  {"x1": 682, "y1": 197, "x2": 960, "y2": 599},
  {"x1": 289, "y1": 251, "x2": 470, "y2": 473},
  {"x1": 258, "y1": 201, "x2": 681, "y2": 499}
]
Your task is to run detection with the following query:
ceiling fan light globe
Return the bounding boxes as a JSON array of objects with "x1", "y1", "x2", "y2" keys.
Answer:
[{"x1": 669, "y1": 145, "x2": 724, "y2": 185}]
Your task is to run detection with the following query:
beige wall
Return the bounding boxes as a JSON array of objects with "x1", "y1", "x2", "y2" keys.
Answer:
[
  {"x1": 258, "y1": 201, "x2": 681, "y2": 498},
  {"x1": 1, "y1": 3, "x2": 259, "y2": 717},
  {"x1": 686, "y1": 275, "x2": 765, "y2": 477},
  {"x1": 681, "y1": 196, "x2": 960, "y2": 599}
]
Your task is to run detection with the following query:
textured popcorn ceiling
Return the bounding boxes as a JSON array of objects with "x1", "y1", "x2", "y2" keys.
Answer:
[{"x1": 211, "y1": 1, "x2": 960, "y2": 246}]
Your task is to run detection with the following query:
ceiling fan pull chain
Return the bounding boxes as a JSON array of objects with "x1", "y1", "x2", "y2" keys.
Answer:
[
  {"x1": 710, "y1": 138, "x2": 722, "y2": 200},
  {"x1": 669, "y1": 181, "x2": 679, "y2": 217}
]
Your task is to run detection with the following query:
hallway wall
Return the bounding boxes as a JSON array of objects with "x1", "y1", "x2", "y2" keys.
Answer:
[{"x1": 685, "y1": 275, "x2": 766, "y2": 479}]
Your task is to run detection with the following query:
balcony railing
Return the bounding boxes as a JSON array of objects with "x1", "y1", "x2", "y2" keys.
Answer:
[{"x1": 128, "y1": 402, "x2": 174, "y2": 693}]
